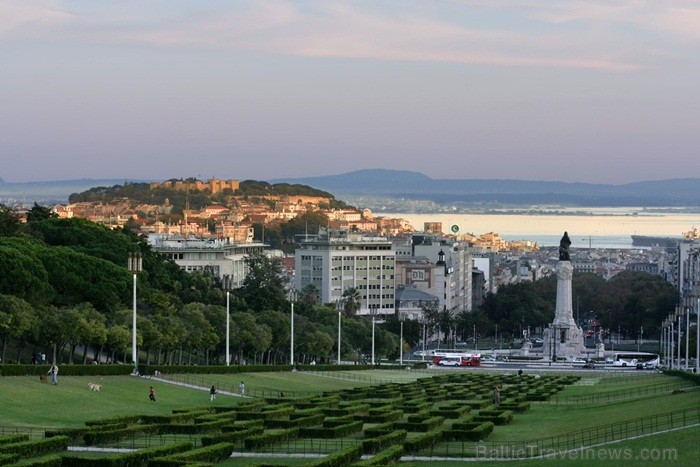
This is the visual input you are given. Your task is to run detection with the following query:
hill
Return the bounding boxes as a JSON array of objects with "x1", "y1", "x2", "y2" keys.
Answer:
[{"x1": 269, "y1": 169, "x2": 700, "y2": 207}]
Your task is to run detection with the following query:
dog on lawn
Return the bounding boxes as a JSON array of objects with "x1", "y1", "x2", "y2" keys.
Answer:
[
  {"x1": 39, "y1": 374, "x2": 48, "y2": 383},
  {"x1": 88, "y1": 383, "x2": 102, "y2": 392}
]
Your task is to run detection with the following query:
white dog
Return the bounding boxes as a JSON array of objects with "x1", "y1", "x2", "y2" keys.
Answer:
[{"x1": 88, "y1": 383, "x2": 102, "y2": 392}]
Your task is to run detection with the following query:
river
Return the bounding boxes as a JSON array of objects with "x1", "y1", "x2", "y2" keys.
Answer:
[{"x1": 381, "y1": 209, "x2": 700, "y2": 249}]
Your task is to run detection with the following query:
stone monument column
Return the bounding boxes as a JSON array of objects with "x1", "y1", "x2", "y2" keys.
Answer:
[{"x1": 543, "y1": 232, "x2": 587, "y2": 360}]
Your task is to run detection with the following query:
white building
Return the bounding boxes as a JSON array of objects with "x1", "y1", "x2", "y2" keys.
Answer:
[
  {"x1": 294, "y1": 229, "x2": 396, "y2": 317},
  {"x1": 148, "y1": 233, "x2": 266, "y2": 288}
]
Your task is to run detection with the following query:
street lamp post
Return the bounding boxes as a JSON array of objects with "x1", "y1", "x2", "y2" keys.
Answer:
[
  {"x1": 222, "y1": 275, "x2": 233, "y2": 366},
  {"x1": 289, "y1": 290, "x2": 296, "y2": 370},
  {"x1": 128, "y1": 252, "x2": 142, "y2": 374},
  {"x1": 336, "y1": 299, "x2": 342, "y2": 365},
  {"x1": 371, "y1": 307, "x2": 376, "y2": 366},
  {"x1": 421, "y1": 318, "x2": 427, "y2": 362},
  {"x1": 399, "y1": 311, "x2": 405, "y2": 366}
]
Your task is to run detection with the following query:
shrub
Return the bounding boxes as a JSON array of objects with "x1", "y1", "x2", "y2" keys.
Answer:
[
  {"x1": 13, "y1": 454, "x2": 63, "y2": 466},
  {"x1": 363, "y1": 422, "x2": 395, "y2": 438},
  {"x1": 265, "y1": 414, "x2": 325, "y2": 429},
  {"x1": 393, "y1": 416, "x2": 444, "y2": 432},
  {"x1": 323, "y1": 415, "x2": 354, "y2": 427},
  {"x1": 0, "y1": 434, "x2": 29, "y2": 445},
  {"x1": 83, "y1": 424, "x2": 160, "y2": 446},
  {"x1": 444, "y1": 422, "x2": 494, "y2": 441},
  {"x1": 356, "y1": 410, "x2": 403, "y2": 424},
  {"x1": 220, "y1": 420, "x2": 264, "y2": 433},
  {"x1": 61, "y1": 440, "x2": 192, "y2": 466},
  {"x1": 0, "y1": 364, "x2": 133, "y2": 377},
  {"x1": 140, "y1": 410, "x2": 209, "y2": 425},
  {"x1": 362, "y1": 430, "x2": 407, "y2": 454},
  {"x1": 149, "y1": 442, "x2": 234, "y2": 466},
  {"x1": 299, "y1": 421, "x2": 363, "y2": 439},
  {"x1": 244, "y1": 428, "x2": 299, "y2": 451},
  {"x1": 354, "y1": 445, "x2": 404, "y2": 465},
  {"x1": 200, "y1": 426, "x2": 264, "y2": 447},
  {"x1": 305, "y1": 444, "x2": 363, "y2": 467},
  {"x1": 403, "y1": 429, "x2": 443, "y2": 454},
  {"x1": 474, "y1": 409, "x2": 513, "y2": 425},
  {"x1": 0, "y1": 436, "x2": 69, "y2": 459}
]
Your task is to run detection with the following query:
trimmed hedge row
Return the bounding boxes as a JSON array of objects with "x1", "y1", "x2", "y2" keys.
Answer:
[
  {"x1": 664, "y1": 369, "x2": 700, "y2": 385},
  {"x1": 149, "y1": 442, "x2": 234, "y2": 466},
  {"x1": 305, "y1": 444, "x2": 363, "y2": 467},
  {"x1": 140, "y1": 410, "x2": 210, "y2": 425},
  {"x1": 474, "y1": 409, "x2": 513, "y2": 425},
  {"x1": 354, "y1": 445, "x2": 404, "y2": 466},
  {"x1": 60, "y1": 440, "x2": 192, "y2": 466},
  {"x1": 403, "y1": 429, "x2": 443, "y2": 454},
  {"x1": 323, "y1": 403, "x2": 370, "y2": 417},
  {"x1": 45, "y1": 423, "x2": 128, "y2": 443},
  {"x1": 0, "y1": 434, "x2": 29, "y2": 445},
  {"x1": 363, "y1": 422, "x2": 395, "y2": 438},
  {"x1": 0, "y1": 436, "x2": 69, "y2": 460},
  {"x1": 265, "y1": 414, "x2": 325, "y2": 429},
  {"x1": 244, "y1": 428, "x2": 299, "y2": 451},
  {"x1": 83, "y1": 424, "x2": 160, "y2": 446},
  {"x1": 444, "y1": 421, "x2": 494, "y2": 441},
  {"x1": 356, "y1": 409, "x2": 403, "y2": 424},
  {"x1": 13, "y1": 453, "x2": 63, "y2": 466},
  {"x1": 394, "y1": 416, "x2": 444, "y2": 433},
  {"x1": 322, "y1": 415, "x2": 355, "y2": 428},
  {"x1": 362, "y1": 430, "x2": 407, "y2": 454},
  {"x1": 200, "y1": 426, "x2": 265, "y2": 447},
  {"x1": 299, "y1": 421, "x2": 363, "y2": 439},
  {"x1": 0, "y1": 364, "x2": 133, "y2": 377}
]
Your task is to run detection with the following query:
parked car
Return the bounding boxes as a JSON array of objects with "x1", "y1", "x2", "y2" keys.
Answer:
[
  {"x1": 481, "y1": 356, "x2": 496, "y2": 363},
  {"x1": 582, "y1": 361, "x2": 595, "y2": 369},
  {"x1": 438, "y1": 358, "x2": 461, "y2": 366}
]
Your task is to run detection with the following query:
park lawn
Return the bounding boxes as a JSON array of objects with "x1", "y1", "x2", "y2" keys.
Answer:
[
  {"x1": 0, "y1": 375, "x2": 237, "y2": 428},
  {"x1": 557, "y1": 373, "x2": 678, "y2": 397},
  {"x1": 400, "y1": 426, "x2": 700, "y2": 467},
  {"x1": 487, "y1": 391, "x2": 700, "y2": 442}
]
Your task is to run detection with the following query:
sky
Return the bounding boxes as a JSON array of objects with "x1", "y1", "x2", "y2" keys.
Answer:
[{"x1": 1, "y1": 0, "x2": 699, "y2": 185}]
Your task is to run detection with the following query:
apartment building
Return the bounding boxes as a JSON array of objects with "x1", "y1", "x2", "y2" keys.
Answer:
[
  {"x1": 294, "y1": 229, "x2": 396, "y2": 317},
  {"x1": 149, "y1": 234, "x2": 266, "y2": 288}
]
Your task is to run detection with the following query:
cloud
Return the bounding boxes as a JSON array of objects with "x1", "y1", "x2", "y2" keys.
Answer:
[
  {"x1": 2, "y1": 0, "x2": 694, "y2": 72},
  {"x1": 0, "y1": 0, "x2": 73, "y2": 35}
]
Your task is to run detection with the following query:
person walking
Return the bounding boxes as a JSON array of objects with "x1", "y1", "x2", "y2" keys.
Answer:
[
  {"x1": 210, "y1": 385, "x2": 217, "y2": 401},
  {"x1": 149, "y1": 386, "x2": 156, "y2": 402},
  {"x1": 239, "y1": 381, "x2": 245, "y2": 396},
  {"x1": 48, "y1": 363, "x2": 59, "y2": 385}
]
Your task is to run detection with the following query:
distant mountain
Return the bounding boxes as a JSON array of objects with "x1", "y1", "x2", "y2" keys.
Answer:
[
  {"x1": 0, "y1": 178, "x2": 142, "y2": 204},
  {"x1": 269, "y1": 169, "x2": 700, "y2": 207}
]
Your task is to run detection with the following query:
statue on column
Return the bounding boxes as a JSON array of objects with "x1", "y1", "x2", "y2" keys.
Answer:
[{"x1": 559, "y1": 231, "x2": 572, "y2": 261}]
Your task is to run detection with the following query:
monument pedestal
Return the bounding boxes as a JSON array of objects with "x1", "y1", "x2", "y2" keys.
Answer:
[{"x1": 543, "y1": 261, "x2": 588, "y2": 360}]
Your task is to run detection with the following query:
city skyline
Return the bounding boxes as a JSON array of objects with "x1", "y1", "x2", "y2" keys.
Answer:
[{"x1": 1, "y1": 1, "x2": 698, "y2": 184}]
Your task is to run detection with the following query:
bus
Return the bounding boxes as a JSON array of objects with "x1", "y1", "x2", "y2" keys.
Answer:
[
  {"x1": 611, "y1": 352, "x2": 659, "y2": 368},
  {"x1": 432, "y1": 350, "x2": 481, "y2": 367}
]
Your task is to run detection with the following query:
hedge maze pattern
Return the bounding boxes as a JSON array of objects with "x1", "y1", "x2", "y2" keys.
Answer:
[{"x1": 12, "y1": 372, "x2": 579, "y2": 465}]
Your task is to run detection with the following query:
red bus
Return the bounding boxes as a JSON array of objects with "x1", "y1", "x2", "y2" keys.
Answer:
[{"x1": 432, "y1": 350, "x2": 481, "y2": 367}]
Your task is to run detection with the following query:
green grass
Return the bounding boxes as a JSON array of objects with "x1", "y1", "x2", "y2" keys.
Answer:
[
  {"x1": 0, "y1": 375, "x2": 239, "y2": 428},
  {"x1": 1, "y1": 369, "x2": 698, "y2": 466}
]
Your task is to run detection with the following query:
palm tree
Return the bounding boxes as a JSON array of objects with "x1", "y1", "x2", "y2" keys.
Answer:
[
  {"x1": 342, "y1": 287, "x2": 361, "y2": 315},
  {"x1": 438, "y1": 309, "x2": 455, "y2": 347},
  {"x1": 299, "y1": 284, "x2": 320, "y2": 306}
]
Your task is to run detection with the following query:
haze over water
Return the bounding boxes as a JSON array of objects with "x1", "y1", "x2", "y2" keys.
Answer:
[{"x1": 383, "y1": 209, "x2": 700, "y2": 249}]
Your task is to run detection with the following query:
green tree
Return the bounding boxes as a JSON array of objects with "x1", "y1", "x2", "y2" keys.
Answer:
[
  {"x1": 26, "y1": 203, "x2": 57, "y2": 223},
  {"x1": 342, "y1": 287, "x2": 361, "y2": 316},
  {"x1": 0, "y1": 295, "x2": 36, "y2": 363},
  {"x1": 236, "y1": 251, "x2": 287, "y2": 313},
  {"x1": 0, "y1": 204, "x2": 24, "y2": 237}
]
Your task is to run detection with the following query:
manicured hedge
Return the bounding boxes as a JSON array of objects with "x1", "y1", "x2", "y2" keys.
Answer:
[
  {"x1": 354, "y1": 445, "x2": 404, "y2": 466},
  {"x1": 299, "y1": 421, "x2": 363, "y2": 439},
  {"x1": 356, "y1": 409, "x2": 403, "y2": 424},
  {"x1": 393, "y1": 416, "x2": 444, "y2": 432},
  {"x1": 244, "y1": 428, "x2": 299, "y2": 451},
  {"x1": 362, "y1": 430, "x2": 407, "y2": 454},
  {"x1": 45, "y1": 423, "x2": 128, "y2": 443},
  {"x1": 265, "y1": 414, "x2": 325, "y2": 429},
  {"x1": 0, "y1": 364, "x2": 133, "y2": 377},
  {"x1": 0, "y1": 453, "x2": 19, "y2": 464},
  {"x1": 0, "y1": 436, "x2": 68, "y2": 459},
  {"x1": 200, "y1": 426, "x2": 265, "y2": 447},
  {"x1": 403, "y1": 429, "x2": 443, "y2": 454},
  {"x1": 84, "y1": 415, "x2": 142, "y2": 426},
  {"x1": 157, "y1": 418, "x2": 233, "y2": 435},
  {"x1": 0, "y1": 434, "x2": 29, "y2": 445},
  {"x1": 444, "y1": 421, "x2": 494, "y2": 441},
  {"x1": 474, "y1": 409, "x2": 513, "y2": 425},
  {"x1": 323, "y1": 403, "x2": 370, "y2": 417},
  {"x1": 220, "y1": 420, "x2": 265, "y2": 433},
  {"x1": 13, "y1": 453, "x2": 63, "y2": 466},
  {"x1": 83, "y1": 424, "x2": 160, "y2": 446},
  {"x1": 363, "y1": 422, "x2": 395, "y2": 438},
  {"x1": 430, "y1": 404, "x2": 471, "y2": 419},
  {"x1": 305, "y1": 444, "x2": 363, "y2": 467},
  {"x1": 61, "y1": 440, "x2": 192, "y2": 466},
  {"x1": 322, "y1": 415, "x2": 355, "y2": 428},
  {"x1": 149, "y1": 442, "x2": 234, "y2": 466},
  {"x1": 140, "y1": 410, "x2": 209, "y2": 425}
]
